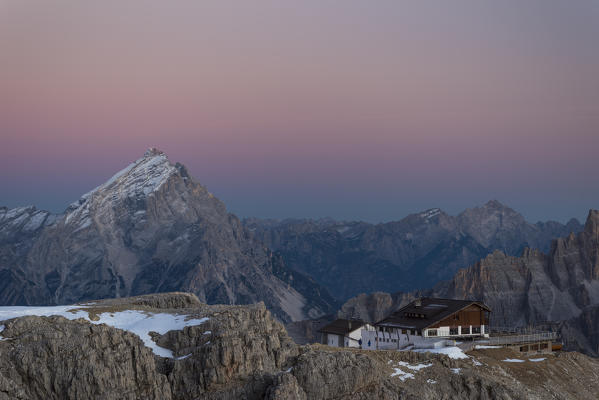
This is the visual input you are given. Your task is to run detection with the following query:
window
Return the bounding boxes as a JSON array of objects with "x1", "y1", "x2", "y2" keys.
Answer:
[
  {"x1": 450, "y1": 327, "x2": 458, "y2": 335},
  {"x1": 401, "y1": 329, "x2": 407, "y2": 334},
  {"x1": 520, "y1": 345, "x2": 529, "y2": 352},
  {"x1": 540, "y1": 343, "x2": 548, "y2": 349},
  {"x1": 428, "y1": 329, "x2": 438, "y2": 337},
  {"x1": 410, "y1": 329, "x2": 416, "y2": 336},
  {"x1": 462, "y1": 327, "x2": 470, "y2": 334},
  {"x1": 472, "y1": 326, "x2": 481, "y2": 334}
]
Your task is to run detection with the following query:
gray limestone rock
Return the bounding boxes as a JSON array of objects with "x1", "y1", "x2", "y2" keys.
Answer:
[
  {"x1": 338, "y1": 210, "x2": 599, "y2": 356},
  {"x1": 0, "y1": 150, "x2": 337, "y2": 322},
  {"x1": 0, "y1": 315, "x2": 172, "y2": 400},
  {"x1": 246, "y1": 201, "x2": 582, "y2": 300},
  {"x1": 1, "y1": 293, "x2": 599, "y2": 399}
]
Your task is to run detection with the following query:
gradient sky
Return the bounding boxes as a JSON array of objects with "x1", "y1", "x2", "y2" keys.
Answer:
[{"x1": 1, "y1": 1, "x2": 598, "y2": 223}]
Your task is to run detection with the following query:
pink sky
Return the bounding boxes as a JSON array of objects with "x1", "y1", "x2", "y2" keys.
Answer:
[{"x1": 1, "y1": 1, "x2": 598, "y2": 222}]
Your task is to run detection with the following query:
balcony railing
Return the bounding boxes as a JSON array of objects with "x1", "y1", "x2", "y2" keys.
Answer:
[{"x1": 482, "y1": 331, "x2": 557, "y2": 346}]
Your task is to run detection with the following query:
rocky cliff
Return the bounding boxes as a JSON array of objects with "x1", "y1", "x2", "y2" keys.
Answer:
[
  {"x1": 339, "y1": 210, "x2": 599, "y2": 356},
  {"x1": 429, "y1": 210, "x2": 599, "y2": 355},
  {"x1": 246, "y1": 201, "x2": 582, "y2": 300},
  {"x1": 0, "y1": 149, "x2": 337, "y2": 322},
  {"x1": 1, "y1": 292, "x2": 598, "y2": 400}
]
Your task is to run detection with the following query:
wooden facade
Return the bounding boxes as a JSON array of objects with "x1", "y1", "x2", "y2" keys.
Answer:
[
  {"x1": 429, "y1": 304, "x2": 489, "y2": 329},
  {"x1": 375, "y1": 298, "x2": 492, "y2": 342}
]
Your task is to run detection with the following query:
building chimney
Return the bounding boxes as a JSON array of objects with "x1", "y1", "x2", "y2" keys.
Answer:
[{"x1": 414, "y1": 298, "x2": 422, "y2": 307}]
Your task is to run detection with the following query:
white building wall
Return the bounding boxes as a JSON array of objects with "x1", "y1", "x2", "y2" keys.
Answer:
[
  {"x1": 327, "y1": 333, "x2": 340, "y2": 347},
  {"x1": 437, "y1": 327, "x2": 450, "y2": 337},
  {"x1": 361, "y1": 330, "x2": 377, "y2": 350},
  {"x1": 325, "y1": 324, "x2": 375, "y2": 349},
  {"x1": 346, "y1": 327, "x2": 363, "y2": 348}
]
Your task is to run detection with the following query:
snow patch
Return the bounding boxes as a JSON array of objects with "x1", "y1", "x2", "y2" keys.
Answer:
[
  {"x1": 391, "y1": 368, "x2": 415, "y2": 381},
  {"x1": 472, "y1": 359, "x2": 483, "y2": 366},
  {"x1": 397, "y1": 361, "x2": 433, "y2": 371},
  {"x1": 175, "y1": 353, "x2": 192, "y2": 360},
  {"x1": 203, "y1": 331, "x2": 211, "y2": 335},
  {"x1": 335, "y1": 226, "x2": 350, "y2": 234},
  {"x1": 503, "y1": 358, "x2": 525, "y2": 363},
  {"x1": 474, "y1": 345, "x2": 501, "y2": 349},
  {"x1": 23, "y1": 211, "x2": 48, "y2": 231},
  {"x1": 102, "y1": 162, "x2": 137, "y2": 190},
  {"x1": 389, "y1": 360, "x2": 431, "y2": 381},
  {"x1": 4, "y1": 207, "x2": 30, "y2": 220},
  {"x1": 529, "y1": 358, "x2": 546, "y2": 362},
  {"x1": 0, "y1": 305, "x2": 208, "y2": 358},
  {"x1": 9, "y1": 212, "x2": 30, "y2": 227},
  {"x1": 420, "y1": 208, "x2": 441, "y2": 220},
  {"x1": 413, "y1": 346, "x2": 469, "y2": 359},
  {"x1": 451, "y1": 368, "x2": 461, "y2": 374},
  {"x1": 427, "y1": 379, "x2": 437, "y2": 384}
]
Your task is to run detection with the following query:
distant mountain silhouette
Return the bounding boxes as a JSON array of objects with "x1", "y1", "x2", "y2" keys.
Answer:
[{"x1": 245, "y1": 201, "x2": 582, "y2": 300}]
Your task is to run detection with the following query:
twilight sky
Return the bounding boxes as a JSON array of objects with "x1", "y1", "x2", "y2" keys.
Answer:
[{"x1": 1, "y1": 1, "x2": 598, "y2": 223}]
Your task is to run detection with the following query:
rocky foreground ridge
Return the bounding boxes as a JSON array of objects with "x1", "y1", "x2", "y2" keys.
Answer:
[
  {"x1": 0, "y1": 292, "x2": 598, "y2": 400},
  {"x1": 0, "y1": 149, "x2": 337, "y2": 322}
]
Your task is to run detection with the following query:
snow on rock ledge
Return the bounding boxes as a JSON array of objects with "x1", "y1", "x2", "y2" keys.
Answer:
[{"x1": 0, "y1": 304, "x2": 208, "y2": 358}]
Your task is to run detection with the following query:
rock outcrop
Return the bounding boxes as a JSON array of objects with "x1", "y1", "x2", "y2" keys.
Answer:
[
  {"x1": 338, "y1": 210, "x2": 599, "y2": 356},
  {"x1": 0, "y1": 149, "x2": 337, "y2": 322},
  {"x1": 246, "y1": 201, "x2": 582, "y2": 300},
  {"x1": 0, "y1": 315, "x2": 172, "y2": 400},
  {"x1": 435, "y1": 211, "x2": 599, "y2": 328},
  {"x1": 1, "y1": 293, "x2": 599, "y2": 399}
]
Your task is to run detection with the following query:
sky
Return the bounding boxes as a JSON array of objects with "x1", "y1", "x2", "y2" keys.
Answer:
[{"x1": 1, "y1": 1, "x2": 598, "y2": 223}]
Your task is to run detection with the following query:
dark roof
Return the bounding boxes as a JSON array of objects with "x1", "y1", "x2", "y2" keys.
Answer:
[
  {"x1": 318, "y1": 319, "x2": 366, "y2": 335},
  {"x1": 375, "y1": 298, "x2": 491, "y2": 330}
]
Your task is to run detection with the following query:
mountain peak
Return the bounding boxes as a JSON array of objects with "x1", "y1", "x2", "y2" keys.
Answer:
[
  {"x1": 584, "y1": 209, "x2": 599, "y2": 235},
  {"x1": 483, "y1": 199, "x2": 507, "y2": 209},
  {"x1": 65, "y1": 149, "x2": 178, "y2": 219},
  {"x1": 144, "y1": 147, "x2": 166, "y2": 158},
  {"x1": 419, "y1": 208, "x2": 442, "y2": 220}
]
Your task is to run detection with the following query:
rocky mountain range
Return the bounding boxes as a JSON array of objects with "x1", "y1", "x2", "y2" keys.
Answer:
[
  {"x1": 1, "y1": 292, "x2": 598, "y2": 400},
  {"x1": 246, "y1": 202, "x2": 582, "y2": 300},
  {"x1": 338, "y1": 210, "x2": 599, "y2": 356},
  {"x1": 0, "y1": 149, "x2": 337, "y2": 323}
]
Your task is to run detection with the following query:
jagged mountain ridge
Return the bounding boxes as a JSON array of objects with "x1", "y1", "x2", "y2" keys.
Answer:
[
  {"x1": 0, "y1": 148, "x2": 337, "y2": 322},
  {"x1": 246, "y1": 201, "x2": 582, "y2": 300},
  {"x1": 429, "y1": 209, "x2": 599, "y2": 354},
  {"x1": 338, "y1": 210, "x2": 599, "y2": 356}
]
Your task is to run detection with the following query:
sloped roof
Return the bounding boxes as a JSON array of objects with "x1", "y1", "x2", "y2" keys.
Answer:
[
  {"x1": 375, "y1": 298, "x2": 491, "y2": 330},
  {"x1": 318, "y1": 319, "x2": 366, "y2": 335}
]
